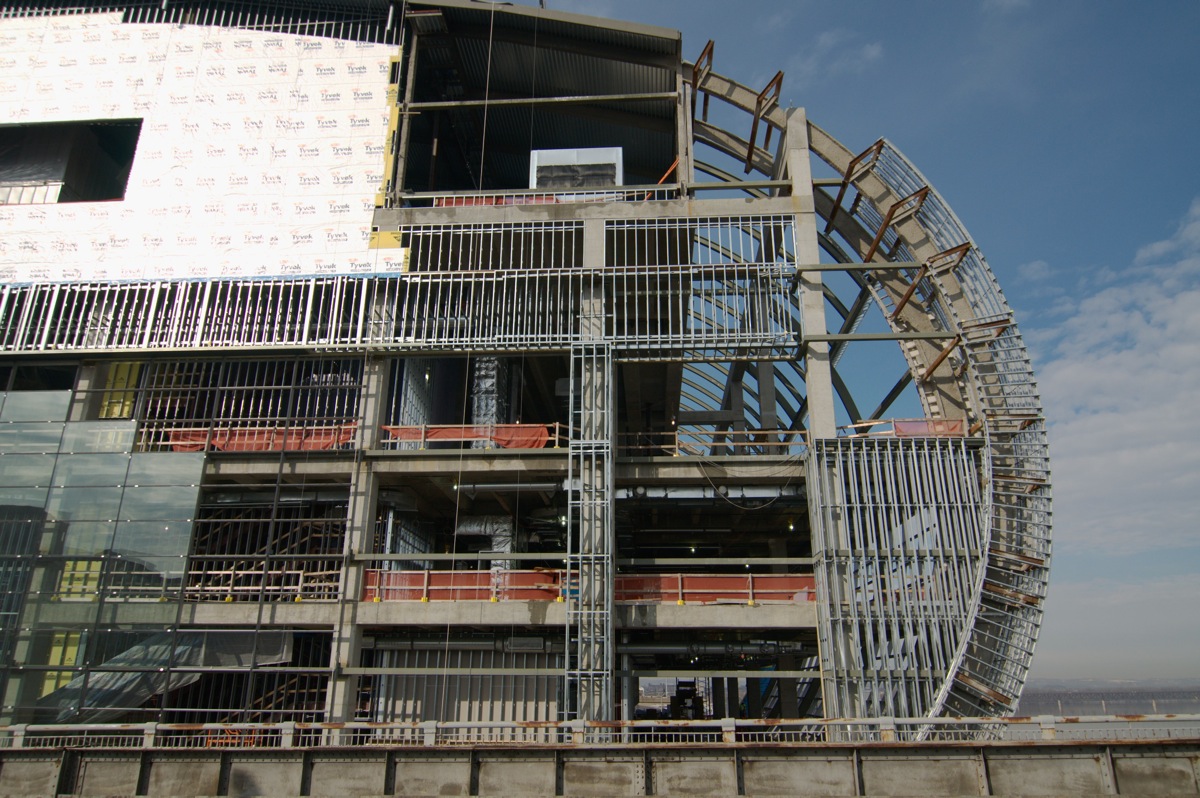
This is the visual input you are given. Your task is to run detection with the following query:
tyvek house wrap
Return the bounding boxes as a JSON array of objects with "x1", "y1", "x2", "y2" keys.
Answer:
[{"x1": 0, "y1": 12, "x2": 400, "y2": 283}]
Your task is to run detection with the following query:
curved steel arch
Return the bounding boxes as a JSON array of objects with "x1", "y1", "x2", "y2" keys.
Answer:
[{"x1": 684, "y1": 63, "x2": 1051, "y2": 719}]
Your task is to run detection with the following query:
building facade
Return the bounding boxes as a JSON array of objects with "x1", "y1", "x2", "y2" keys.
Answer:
[{"x1": 0, "y1": 0, "x2": 1050, "y2": 734}]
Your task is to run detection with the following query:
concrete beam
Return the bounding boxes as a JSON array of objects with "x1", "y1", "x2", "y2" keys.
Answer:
[
  {"x1": 616, "y1": 455, "x2": 807, "y2": 485},
  {"x1": 618, "y1": 601, "x2": 815, "y2": 630}
]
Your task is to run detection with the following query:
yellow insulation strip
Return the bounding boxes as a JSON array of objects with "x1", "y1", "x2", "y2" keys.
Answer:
[
  {"x1": 377, "y1": 51, "x2": 404, "y2": 207},
  {"x1": 367, "y1": 231, "x2": 410, "y2": 270}
]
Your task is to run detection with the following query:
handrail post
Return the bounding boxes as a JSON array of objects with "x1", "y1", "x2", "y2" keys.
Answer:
[
  {"x1": 281, "y1": 721, "x2": 296, "y2": 748},
  {"x1": 421, "y1": 720, "x2": 438, "y2": 746}
]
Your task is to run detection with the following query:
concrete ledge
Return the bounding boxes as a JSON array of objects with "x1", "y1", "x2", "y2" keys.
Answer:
[
  {"x1": 618, "y1": 601, "x2": 816, "y2": 629},
  {"x1": 355, "y1": 599, "x2": 567, "y2": 626},
  {"x1": 6, "y1": 739, "x2": 1197, "y2": 797}
]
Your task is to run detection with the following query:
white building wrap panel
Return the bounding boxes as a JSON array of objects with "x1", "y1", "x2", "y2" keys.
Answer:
[{"x1": 0, "y1": 13, "x2": 398, "y2": 283}]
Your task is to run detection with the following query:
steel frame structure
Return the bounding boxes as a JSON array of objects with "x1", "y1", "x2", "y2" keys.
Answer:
[{"x1": 0, "y1": 0, "x2": 1049, "y2": 741}]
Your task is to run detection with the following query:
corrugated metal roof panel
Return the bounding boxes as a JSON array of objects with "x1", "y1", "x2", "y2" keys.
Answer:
[
  {"x1": 407, "y1": 0, "x2": 681, "y2": 58},
  {"x1": 451, "y1": 38, "x2": 674, "y2": 99}
]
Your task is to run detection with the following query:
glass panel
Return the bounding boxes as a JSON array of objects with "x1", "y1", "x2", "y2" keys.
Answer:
[
  {"x1": 0, "y1": 486, "x2": 49, "y2": 510},
  {"x1": 0, "y1": 423, "x2": 64, "y2": 453},
  {"x1": 126, "y1": 453, "x2": 204, "y2": 486},
  {"x1": 112, "y1": 521, "x2": 193, "y2": 558},
  {"x1": 0, "y1": 391, "x2": 72, "y2": 422},
  {"x1": 50, "y1": 454, "x2": 130, "y2": 487},
  {"x1": 0, "y1": 454, "x2": 57, "y2": 486},
  {"x1": 57, "y1": 521, "x2": 118, "y2": 557},
  {"x1": 59, "y1": 421, "x2": 136, "y2": 454},
  {"x1": 44, "y1": 558, "x2": 104, "y2": 600},
  {"x1": 0, "y1": 516, "x2": 44, "y2": 556},
  {"x1": 46, "y1": 487, "x2": 124, "y2": 522},
  {"x1": 117, "y1": 486, "x2": 199, "y2": 521},
  {"x1": 105, "y1": 554, "x2": 185, "y2": 599}
]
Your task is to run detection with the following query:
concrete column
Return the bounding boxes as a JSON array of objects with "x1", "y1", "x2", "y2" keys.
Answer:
[
  {"x1": 326, "y1": 355, "x2": 387, "y2": 722},
  {"x1": 68, "y1": 363, "x2": 100, "y2": 421},
  {"x1": 781, "y1": 107, "x2": 836, "y2": 438},
  {"x1": 356, "y1": 355, "x2": 390, "y2": 451},
  {"x1": 675, "y1": 65, "x2": 691, "y2": 192}
]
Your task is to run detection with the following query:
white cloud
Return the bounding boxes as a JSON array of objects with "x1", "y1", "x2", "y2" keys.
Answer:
[
  {"x1": 1034, "y1": 198, "x2": 1200, "y2": 555},
  {"x1": 1016, "y1": 258, "x2": 1051, "y2": 281},
  {"x1": 783, "y1": 29, "x2": 884, "y2": 90},
  {"x1": 1135, "y1": 197, "x2": 1200, "y2": 265}
]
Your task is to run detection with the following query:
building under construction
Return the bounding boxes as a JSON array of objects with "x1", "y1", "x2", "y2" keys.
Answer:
[{"x1": 0, "y1": 0, "x2": 1051, "y2": 743}]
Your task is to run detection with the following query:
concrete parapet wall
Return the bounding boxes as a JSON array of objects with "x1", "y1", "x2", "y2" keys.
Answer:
[{"x1": 2, "y1": 740, "x2": 1198, "y2": 796}]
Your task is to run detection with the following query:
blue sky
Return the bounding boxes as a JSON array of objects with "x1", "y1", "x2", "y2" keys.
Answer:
[{"x1": 542, "y1": 0, "x2": 1200, "y2": 681}]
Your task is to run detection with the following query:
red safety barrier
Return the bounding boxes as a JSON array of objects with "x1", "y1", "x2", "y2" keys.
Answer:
[
  {"x1": 893, "y1": 418, "x2": 965, "y2": 438},
  {"x1": 615, "y1": 574, "x2": 815, "y2": 604},
  {"x1": 381, "y1": 424, "x2": 551, "y2": 449},
  {"x1": 167, "y1": 424, "x2": 356, "y2": 452}
]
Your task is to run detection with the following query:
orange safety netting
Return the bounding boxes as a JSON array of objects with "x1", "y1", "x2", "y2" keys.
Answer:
[
  {"x1": 167, "y1": 424, "x2": 357, "y2": 452},
  {"x1": 382, "y1": 424, "x2": 550, "y2": 449},
  {"x1": 893, "y1": 419, "x2": 965, "y2": 438}
]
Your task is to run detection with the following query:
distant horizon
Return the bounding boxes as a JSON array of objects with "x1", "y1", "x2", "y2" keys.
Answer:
[{"x1": 1025, "y1": 676, "x2": 1200, "y2": 690}]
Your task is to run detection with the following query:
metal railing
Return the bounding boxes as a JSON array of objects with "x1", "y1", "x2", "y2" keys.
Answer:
[
  {"x1": 4, "y1": 715, "x2": 1199, "y2": 750},
  {"x1": 378, "y1": 422, "x2": 568, "y2": 450},
  {"x1": 619, "y1": 428, "x2": 807, "y2": 457},
  {"x1": 837, "y1": 418, "x2": 967, "y2": 439},
  {"x1": 398, "y1": 185, "x2": 681, "y2": 208},
  {"x1": 185, "y1": 556, "x2": 343, "y2": 602},
  {"x1": 360, "y1": 569, "x2": 816, "y2": 605}
]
